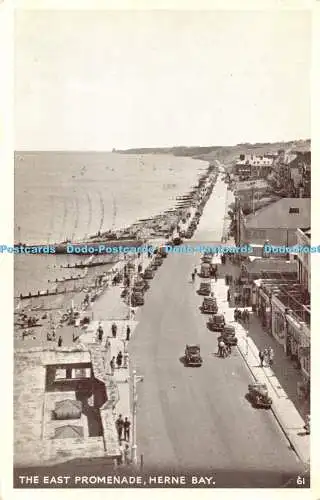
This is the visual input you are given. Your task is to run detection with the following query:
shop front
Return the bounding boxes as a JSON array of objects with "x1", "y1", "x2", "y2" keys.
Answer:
[
  {"x1": 271, "y1": 296, "x2": 287, "y2": 350},
  {"x1": 256, "y1": 286, "x2": 272, "y2": 333},
  {"x1": 285, "y1": 314, "x2": 301, "y2": 362}
]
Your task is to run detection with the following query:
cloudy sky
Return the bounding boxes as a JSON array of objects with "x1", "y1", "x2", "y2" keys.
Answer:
[{"x1": 15, "y1": 9, "x2": 311, "y2": 150}]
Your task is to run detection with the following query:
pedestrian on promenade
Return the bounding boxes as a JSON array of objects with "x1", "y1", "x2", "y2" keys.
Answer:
[
  {"x1": 217, "y1": 339, "x2": 225, "y2": 357},
  {"x1": 194, "y1": 267, "x2": 197, "y2": 275},
  {"x1": 215, "y1": 273, "x2": 218, "y2": 282},
  {"x1": 112, "y1": 322, "x2": 117, "y2": 338},
  {"x1": 227, "y1": 289, "x2": 230, "y2": 302},
  {"x1": 97, "y1": 323, "x2": 104, "y2": 342},
  {"x1": 268, "y1": 347, "x2": 274, "y2": 367},
  {"x1": 126, "y1": 325, "x2": 131, "y2": 341},
  {"x1": 124, "y1": 444, "x2": 131, "y2": 464},
  {"x1": 110, "y1": 356, "x2": 116, "y2": 375},
  {"x1": 116, "y1": 414, "x2": 124, "y2": 441},
  {"x1": 116, "y1": 351, "x2": 123, "y2": 369},
  {"x1": 258, "y1": 350, "x2": 265, "y2": 367},
  {"x1": 57, "y1": 336, "x2": 63, "y2": 347},
  {"x1": 191, "y1": 272, "x2": 195, "y2": 283},
  {"x1": 124, "y1": 417, "x2": 131, "y2": 441},
  {"x1": 263, "y1": 348, "x2": 269, "y2": 366}
]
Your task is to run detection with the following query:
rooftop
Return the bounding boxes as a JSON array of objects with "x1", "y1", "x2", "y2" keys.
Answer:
[
  {"x1": 14, "y1": 346, "x2": 120, "y2": 467},
  {"x1": 245, "y1": 198, "x2": 311, "y2": 229},
  {"x1": 299, "y1": 226, "x2": 311, "y2": 239}
]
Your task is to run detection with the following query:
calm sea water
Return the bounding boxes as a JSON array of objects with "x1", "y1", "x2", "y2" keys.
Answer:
[{"x1": 14, "y1": 151, "x2": 208, "y2": 295}]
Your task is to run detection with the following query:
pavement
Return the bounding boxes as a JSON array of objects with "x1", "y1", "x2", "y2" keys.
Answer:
[
  {"x1": 210, "y1": 261, "x2": 310, "y2": 467},
  {"x1": 128, "y1": 174, "x2": 307, "y2": 486}
]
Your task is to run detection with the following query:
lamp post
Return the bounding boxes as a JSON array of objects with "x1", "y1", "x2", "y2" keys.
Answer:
[
  {"x1": 245, "y1": 330, "x2": 249, "y2": 356},
  {"x1": 131, "y1": 369, "x2": 144, "y2": 465}
]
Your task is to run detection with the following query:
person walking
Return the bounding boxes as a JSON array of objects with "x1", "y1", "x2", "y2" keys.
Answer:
[
  {"x1": 115, "y1": 414, "x2": 124, "y2": 442},
  {"x1": 97, "y1": 323, "x2": 104, "y2": 342},
  {"x1": 263, "y1": 347, "x2": 269, "y2": 366},
  {"x1": 227, "y1": 289, "x2": 230, "y2": 302},
  {"x1": 124, "y1": 444, "x2": 131, "y2": 464},
  {"x1": 191, "y1": 272, "x2": 195, "y2": 283},
  {"x1": 218, "y1": 339, "x2": 225, "y2": 357},
  {"x1": 123, "y1": 417, "x2": 131, "y2": 442},
  {"x1": 268, "y1": 347, "x2": 274, "y2": 367},
  {"x1": 116, "y1": 351, "x2": 123, "y2": 369},
  {"x1": 110, "y1": 356, "x2": 116, "y2": 375},
  {"x1": 111, "y1": 322, "x2": 117, "y2": 338},
  {"x1": 126, "y1": 325, "x2": 131, "y2": 341},
  {"x1": 258, "y1": 350, "x2": 265, "y2": 367},
  {"x1": 57, "y1": 336, "x2": 63, "y2": 347}
]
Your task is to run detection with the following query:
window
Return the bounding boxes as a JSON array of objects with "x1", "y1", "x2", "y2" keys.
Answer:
[{"x1": 289, "y1": 207, "x2": 300, "y2": 214}]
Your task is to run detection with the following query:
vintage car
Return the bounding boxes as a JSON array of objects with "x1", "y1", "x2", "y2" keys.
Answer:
[
  {"x1": 207, "y1": 313, "x2": 225, "y2": 332},
  {"x1": 154, "y1": 255, "x2": 163, "y2": 267},
  {"x1": 133, "y1": 281, "x2": 148, "y2": 294},
  {"x1": 197, "y1": 281, "x2": 211, "y2": 296},
  {"x1": 131, "y1": 291, "x2": 144, "y2": 307},
  {"x1": 143, "y1": 268, "x2": 154, "y2": 280},
  {"x1": 199, "y1": 263, "x2": 211, "y2": 278},
  {"x1": 173, "y1": 235, "x2": 183, "y2": 246},
  {"x1": 158, "y1": 246, "x2": 168, "y2": 258},
  {"x1": 223, "y1": 324, "x2": 236, "y2": 336},
  {"x1": 201, "y1": 253, "x2": 213, "y2": 264},
  {"x1": 247, "y1": 383, "x2": 272, "y2": 409},
  {"x1": 218, "y1": 332, "x2": 238, "y2": 346},
  {"x1": 184, "y1": 344, "x2": 203, "y2": 367},
  {"x1": 200, "y1": 297, "x2": 218, "y2": 314}
]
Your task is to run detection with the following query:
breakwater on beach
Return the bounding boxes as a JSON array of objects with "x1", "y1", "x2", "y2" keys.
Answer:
[
  {"x1": 14, "y1": 167, "x2": 219, "y2": 349},
  {"x1": 15, "y1": 153, "x2": 216, "y2": 295},
  {"x1": 14, "y1": 151, "x2": 211, "y2": 295}
]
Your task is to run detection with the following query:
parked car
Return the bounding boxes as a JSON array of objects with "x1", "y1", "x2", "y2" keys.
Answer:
[
  {"x1": 173, "y1": 235, "x2": 183, "y2": 245},
  {"x1": 207, "y1": 314, "x2": 225, "y2": 331},
  {"x1": 158, "y1": 246, "x2": 168, "y2": 258},
  {"x1": 223, "y1": 324, "x2": 236, "y2": 336},
  {"x1": 184, "y1": 344, "x2": 203, "y2": 367},
  {"x1": 199, "y1": 263, "x2": 211, "y2": 278},
  {"x1": 247, "y1": 383, "x2": 272, "y2": 409},
  {"x1": 143, "y1": 268, "x2": 154, "y2": 280},
  {"x1": 131, "y1": 291, "x2": 144, "y2": 307},
  {"x1": 200, "y1": 297, "x2": 218, "y2": 314},
  {"x1": 201, "y1": 253, "x2": 213, "y2": 264},
  {"x1": 197, "y1": 282, "x2": 211, "y2": 296}
]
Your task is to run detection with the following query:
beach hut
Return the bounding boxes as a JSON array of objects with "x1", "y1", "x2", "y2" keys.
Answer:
[
  {"x1": 54, "y1": 425, "x2": 84, "y2": 439},
  {"x1": 54, "y1": 399, "x2": 82, "y2": 420}
]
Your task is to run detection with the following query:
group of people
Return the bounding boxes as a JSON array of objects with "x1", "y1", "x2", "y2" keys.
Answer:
[
  {"x1": 234, "y1": 308, "x2": 250, "y2": 323},
  {"x1": 115, "y1": 414, "x2": 131, "y2": 442},
  {"x1": 110, "y1": 351, "x2": 126, "y2": 374},
  {"x1": 258, "y1": 347, "x2": 274, "y2": 367}
]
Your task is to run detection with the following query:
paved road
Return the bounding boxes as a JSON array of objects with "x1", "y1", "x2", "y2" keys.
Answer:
[{"x1": 129, "y1": 174, "x2": 303, "y2": 487}]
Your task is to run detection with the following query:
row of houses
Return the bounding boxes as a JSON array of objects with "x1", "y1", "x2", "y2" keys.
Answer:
[
  {"x1": 232, "y1": 195, "x2": 311, "y2": 400},
  {"x1": 232, "y1": 149, "x2": 311, "y2": 199}
]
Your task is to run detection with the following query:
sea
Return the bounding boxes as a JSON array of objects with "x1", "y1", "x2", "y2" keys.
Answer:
[{"x1": 14, "y1": 151, "x2": 208, "y2": 296}]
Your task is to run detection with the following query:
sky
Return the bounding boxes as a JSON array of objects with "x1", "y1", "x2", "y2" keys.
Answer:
[{"x1": 14, "y1": 9, "x2": 311, "y2": 150}]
